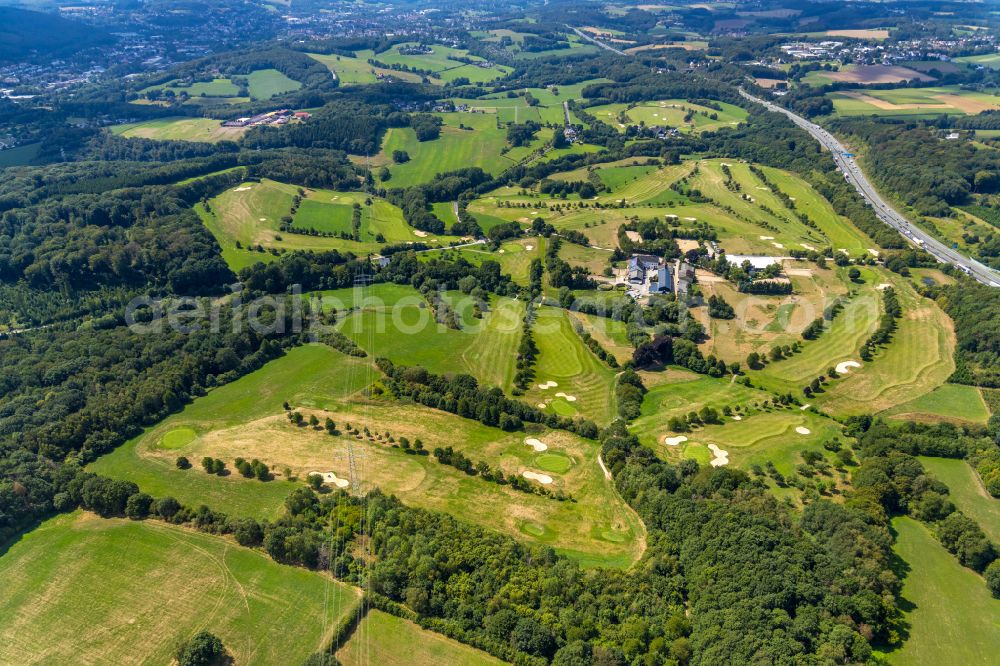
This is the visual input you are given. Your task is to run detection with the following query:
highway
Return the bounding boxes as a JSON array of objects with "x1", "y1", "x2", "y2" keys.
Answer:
[
  {"x1": 740, "y1": 89, "x2": 1000, "y2": 287},
  {"x1": 569, "y1": 26, "x2": 627, "y2": 55}
]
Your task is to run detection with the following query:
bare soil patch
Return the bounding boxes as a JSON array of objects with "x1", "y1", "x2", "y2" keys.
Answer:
[{"x1": 826, "y1": 66, "x2": 934, "y2": 84}]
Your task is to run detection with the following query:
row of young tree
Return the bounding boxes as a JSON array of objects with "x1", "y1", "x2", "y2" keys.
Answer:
[{"x1": 377, "y1": 358, "x2": 599, "y2": 439}]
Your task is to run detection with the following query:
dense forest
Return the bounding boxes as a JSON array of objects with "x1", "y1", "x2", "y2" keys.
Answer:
[{"x1": 831, "y1": 118, "x2": 1000, "y2": 217}]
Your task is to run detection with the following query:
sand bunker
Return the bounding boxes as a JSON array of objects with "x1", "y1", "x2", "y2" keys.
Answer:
[
  {"x1": 835, "y1": 360, "x2": 862, "y2": 375},
  {"x1": 234, "y1": 186, "x2": 253, "y2": 192},
  {"x1": 259, "y1": 217, "x2": 266, "y2": 222},
  {"x1": 413, "y1": 229, "x2": 429, "y2": 238},
  {"x1": 555, "y1": 392, "x2": 577, "y2": 402},
  {"x1": 868, "y1": 248, "x2": 880, "y2": 256},
  {"x1": 759, "y1": 235, "x2": 774, "y2": 240},
  {"x1": 525, "y1": 438, "x2": 548, "y2": 452},
  {"x1": 308, "y1": 471, "x2": 350, "y2": 488},
  {"x1": 801, "y1": 243, "x2": 816, "y2": 251},
  {"x1": 498, "y1": 249, "x2": 505, "y2": 254},
  {"x1": 537, "y1": 403, "x2": 547, "y2": 409},
  {"x1": 523, "y1": 471, "x2": 553, "y2": 485},
  {"x1": 664, "y1": 435, "x2": 688, "y2": 446},
  {"x1": 538, "y1": 381, "x2": 558, "y2": 390},
  {"x1": 708, "y1": 443, "x2": 729, "y2": 467},
  {"x1": 800, "y1": 404, "x2": 811, "y2": 410},
  {"x1": 772, "y1": 242, "x2": 785, "y2": 249},
  {"x1": 876, "y1": 283, "x2": 892, "y2": 290},
  {"x1": 795, "y1": 426, "x2": 811, "y2": 435},
  {"x1": 525, "y1": 244, "x2": 534, "y2": 250},
  {"x1": 731, "y1": 415, "x2": 743, "y2": 421}
]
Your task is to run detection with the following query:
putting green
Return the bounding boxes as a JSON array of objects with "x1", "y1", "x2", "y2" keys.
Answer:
[
  {"x1": 159, "y1": 427, "x2": 196, "y2": 450},
  {"x1": 596, "y1": 527, "x2": 629, "y2": 543},
  {"x1": 519, "y1": 520, "x2": 547, "y2": 537},
  {"x1": 535, "y1": 452, "x2": 573, "y2": 473}
]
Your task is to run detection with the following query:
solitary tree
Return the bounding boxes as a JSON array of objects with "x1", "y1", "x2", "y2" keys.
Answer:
[{"x1": 175, "y1": 631, "x2": 225, "y2": 666}]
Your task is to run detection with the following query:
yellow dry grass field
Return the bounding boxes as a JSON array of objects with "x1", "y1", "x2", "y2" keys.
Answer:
[
  {"x1": 694, "y1": 264, "x2": 851, "y2": 363},
  {"x1": 933, "y1": 93, "x2": 1000, "y2": 114},
  {"x1": 825, "y1": 29, "x2": 890, "y2": 39},
  {"x1": 624, "y1": 42, "x2": 707, "y2": 54}
]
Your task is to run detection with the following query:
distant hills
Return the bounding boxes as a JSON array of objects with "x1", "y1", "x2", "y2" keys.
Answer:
[{"x1": 0, "y1": 6, "x2": 114, "y2": 63}]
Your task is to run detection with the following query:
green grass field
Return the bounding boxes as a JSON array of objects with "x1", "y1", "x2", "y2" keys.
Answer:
[
  {"x1": 138, "y1": 69, "x2": 301, "y2": 104},
  {"x1": 631, "y1": 371, "x2": 771, "y2": 443},
  {"x1": 752, "y1": 269, "x2": 955, "y2": 418},
  {"x1": 885, "y1": 384, "x2": 989, "y2": 424},
  {"x1": 918, "y1": 457, "x2": 1000, "y2": 544},
  {"x1": 91, "y1": 344, "x2": 644, "y2": 567},
  {"x1": 377, "y1": 112, "x2": 536, "y2": 188},
  {"x1": 90, "y1": 345, "x2": 371, "y2": 519},
  {"x1": 338, "y1": 292, "x2": 524, "y2": 390},
  {"x1": 880, "y1": 517, "x2": 1000, "y2": 665},
  {"x1": 815, "y1": 273, "x2": 955, "y2": 416},
  {"x1": 630, "y1": 370, "x2": 843, "y2": 476},
  {"x1": 314, "y1": 282, "x2": 423, "y2": 311},
  {"x1": 691, "y1": 159, "x2": 874, "y2": 253},
  {"x1": 957, "y1": 53, "x2": 1000, "y2": 70},
  {"x1": 374, "y1": 43, "x2": 510, "y2": 82},
  {"x1": 523, "y1": 306, "x2": 618, "y2": 425},
  {"x1": 469, "y1": 157, "x2": 875, "y2": 257},
  {"x1": 421, "y1": 237, "x2": 546, "y2": 286},
  {"x1": 142, "y1": 77, "x2": 240, "y2": 97},
  {"x1": 111, "y1": 117, "x2": 247, "y2": 143},
  {"x1": 567, "y1": 311, "x2": 633, "y2": 364},
  {"x1": 512, "y1": 34, "x2": 599, "y2": 60},
  {"x1": 0, "y1": 142, "x2": 41, "y2": 167},
  {"x1": 0, "y1": 512, "x2": 360, "y2": 665},
  {"x1": 586, "y1": 99, "x2": 747, "y2": 133},
  {"x1": 450, "y1": 81, "x2": 602, "y2": 126},
  {"x1": 308, "y1": 51, "x2": 425, "y2": 84},
  {"x1": 338, "y1": 610, "x2": 504, "y2": 666},
  {"x1": 196, "y1": 179, "x2": 420, "y2": 270},
  {"x1": 246, "y1": 68, "x2": 301, "y2": 99},
  {"x1": 828, "y1": 86, "x2": 1000, "y2": 118}
]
